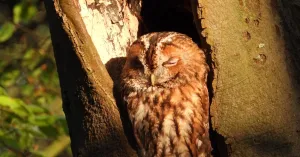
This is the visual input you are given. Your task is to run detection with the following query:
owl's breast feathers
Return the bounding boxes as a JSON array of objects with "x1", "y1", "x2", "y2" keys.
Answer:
[{"x1": 124, "y1": 80, "x2": 212, "y2": 157}]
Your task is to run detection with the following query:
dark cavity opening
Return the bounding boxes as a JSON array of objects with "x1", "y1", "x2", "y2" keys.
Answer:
[
  {"x1": 139, "y1": 0, "x2": 228, "y2": 156},
  {"x1": 140, "y1": 0, "x2": 199, "y2": 42}
]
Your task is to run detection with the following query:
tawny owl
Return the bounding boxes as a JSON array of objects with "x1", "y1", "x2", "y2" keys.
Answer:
[{"x1": 121, "y1": 32, "x2": 212, "y2": 157}]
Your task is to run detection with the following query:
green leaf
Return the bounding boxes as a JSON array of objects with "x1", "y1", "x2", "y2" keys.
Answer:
[
  {"x1": 0, "y1": 70, "x2": 20, "y2": 87},
  {"x1": 0, "y1": 96, "x2": 29, "y2": 118},
  {"x1": 0, "y1": 95, "x2": 22, "y2": 109},
  {"x1": 0, "y1": 136, "x2": 21, "y2": 151},
  {"x1": 27, "y1": 5, "x2": 38, "y2": 22},
  {"x1": 36, "y1": 97, "x2": 46, "y2": 106},
  {"x1": 25, "y1": 105, "x2": 46, "y2": 114},
  {"x1": 28, "y1": 115, "x2": 57, "y2": 127},
  {"x1": 32, "y1": 68, "x2": 42, "y2": 77},
  {"x1": 13, "y1": 2, "x2": 38, "y2": 24},
  {"x1": 23, "y1": 49, "x2": 35, "y2": 60},
  {"x1": 13, "y1": 3, "x2": 22, "y2": 24},
  {"x1": 19, "y1": 132, "x2": 33, "y2": 150},
  {"x1": 0, "y1": 22, "x2": 15, "y2": 43}
]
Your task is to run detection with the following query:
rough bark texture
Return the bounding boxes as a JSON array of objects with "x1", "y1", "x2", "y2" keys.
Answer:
[
  {"x1": 79, "y1": 0, "x2": 140, "y2": 64},
  {"x1": 192, "y1": 0, "x2": 300, "y2": 156},
  {"x1": 44, "y1": 0, "x2": 139, "y2": 156}
]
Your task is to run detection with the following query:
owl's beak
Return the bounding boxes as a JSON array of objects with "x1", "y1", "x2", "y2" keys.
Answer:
[{"x1": 150, "y1": 74, "x2": 156, "y2": 86}]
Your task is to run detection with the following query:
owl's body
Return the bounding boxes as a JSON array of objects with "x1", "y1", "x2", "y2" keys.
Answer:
[{"x1": 121, "y1": 32, "x2": 212, "y2": 157}]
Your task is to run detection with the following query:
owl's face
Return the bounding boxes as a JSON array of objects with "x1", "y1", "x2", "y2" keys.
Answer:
[{"x1": 122, "y1": 32, "x2": 207, "y2": 91}]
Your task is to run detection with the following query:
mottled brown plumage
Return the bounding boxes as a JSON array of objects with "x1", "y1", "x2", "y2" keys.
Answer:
[{"x1": 121, "y1": 32, "x2": 212, "y2": 157}]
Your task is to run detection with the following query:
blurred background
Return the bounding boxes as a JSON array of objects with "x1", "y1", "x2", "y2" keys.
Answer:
[{"x1": 0, "y1": 0, "x2": 71, "y2": 156}]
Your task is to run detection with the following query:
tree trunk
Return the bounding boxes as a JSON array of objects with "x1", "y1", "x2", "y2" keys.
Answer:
[
  {"x1": 44, "y1": 0, "x2": 139, "y2": 156},
  {"x1": 44, "y1": 0, "x2": 300, "y2": 156},
  {"x1": 192, "y1": 0, "x2": 300, "y2": 156}
]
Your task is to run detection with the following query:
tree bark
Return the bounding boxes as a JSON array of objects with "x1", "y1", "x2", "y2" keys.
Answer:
[
  {"x1": 44, "y1": 0, "x2": 139, "y2": 156},
  {"x1": 192, "y1": 0, "x2": 300, "y2": 156}
]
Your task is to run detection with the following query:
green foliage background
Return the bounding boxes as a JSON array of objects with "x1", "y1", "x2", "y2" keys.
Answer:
[{"x1": 0, "y1": 0, "x2": 70, "y2": 156}]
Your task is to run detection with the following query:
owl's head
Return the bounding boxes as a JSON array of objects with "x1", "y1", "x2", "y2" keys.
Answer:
[{"x1": 121, "y1": 32, "x2": 208, "y2": 91}]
